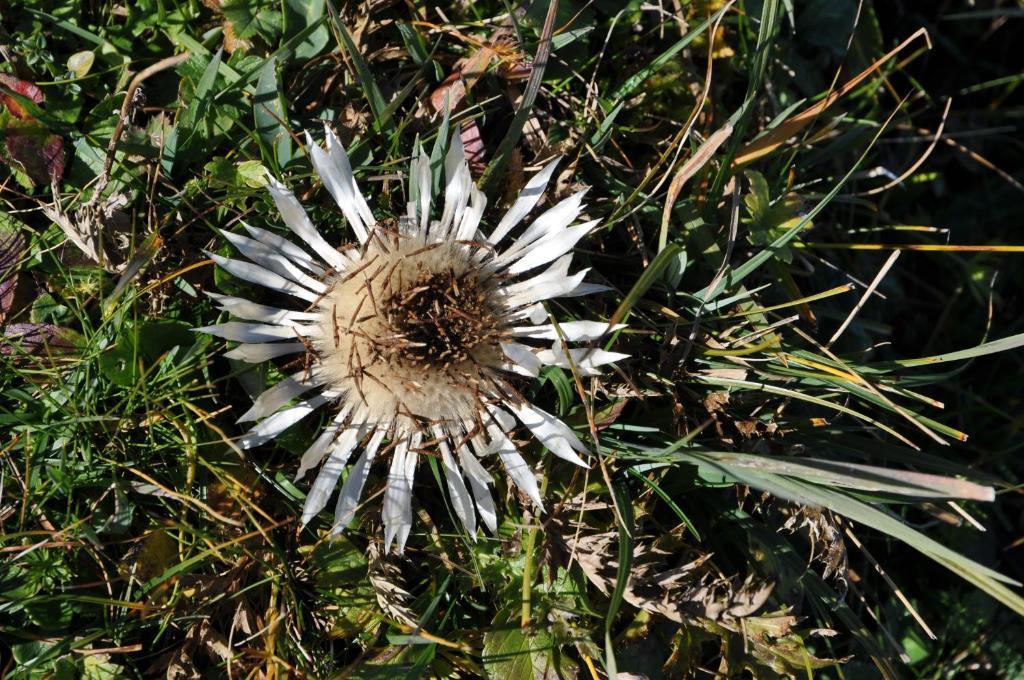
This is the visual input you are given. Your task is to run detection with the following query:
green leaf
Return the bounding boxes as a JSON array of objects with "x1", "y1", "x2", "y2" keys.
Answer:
[
  {"x1": 482, "y1": 622, "x2": 556, "y2": 679},
  {"x1": 893, "y1": 332, "x2": 1024, "y2": 368},
  {"x1": 284, "y1": 0, "x2": 329, "y2": 59},
  {"x1": 81, "y1": 653, "x2": 126, "y2": 680},
  {"x1": 668, "y1": 450, "x2": 994, "y2": 501},
  {"x1": 327, "y1": 3, "x2": 390, "y2": 131},
  {"x1": 179, "y1": 48, "x2": 222, "y2": 135},
  {"x1": 605, "y1": 477, "x2": 634, "y2": 677},
  {"x1": 743, "y1": 169, "x2": 771, "y2": 219},
  {"x1": 30, "y1": 293, "x2": 68, "y2": 324},
  {"x1": 254, "y1": 57, "x2": 293, "y2": 170},
  {"x1": 137, "y1": 321, "x2": 194, "y2": 362},
  {"x1": 222, "y1": 0, "x2": 284, "y2": 42}
]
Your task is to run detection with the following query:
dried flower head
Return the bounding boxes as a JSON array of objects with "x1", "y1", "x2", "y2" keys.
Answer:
[{"x1": 198, "y1": 128, "x2": 625, "y2": 553}]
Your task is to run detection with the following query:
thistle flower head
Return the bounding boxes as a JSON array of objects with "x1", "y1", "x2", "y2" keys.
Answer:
[{"x1": 198, "y1": 128, "x2": 625, "y2": 553}]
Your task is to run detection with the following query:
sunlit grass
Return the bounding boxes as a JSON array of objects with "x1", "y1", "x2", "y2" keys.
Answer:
[{"x1": 2, "y1": 1, "x2": 1024, "y2": 678}]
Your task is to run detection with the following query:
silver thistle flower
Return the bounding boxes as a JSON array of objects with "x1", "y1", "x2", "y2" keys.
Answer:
[{"x1": 198, "y1": 128, "x2": 625, "y2": 553}]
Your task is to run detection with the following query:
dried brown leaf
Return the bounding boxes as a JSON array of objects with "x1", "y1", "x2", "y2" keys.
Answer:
[
  {"x1": 367, "y1": 541, "x2": 417, "y2": 626},
  {"x1": 571, "y1": 531, "x2": 774, "y2": 624}
]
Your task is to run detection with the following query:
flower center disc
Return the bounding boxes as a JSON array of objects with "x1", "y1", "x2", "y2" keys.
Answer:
[
  {"x1": 313, "y1": 232, "x2": 506, "y2": 425},
  {"x1": 384, "y1": 270, "x2": 494, "y2": 368}
]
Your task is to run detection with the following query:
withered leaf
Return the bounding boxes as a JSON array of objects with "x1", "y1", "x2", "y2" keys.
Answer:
[
  {"x1": 571, "y1": 530, "x2": 774, "y2": 624},
  {"x1": 367, "y1": 540, "x2": 417, "y2": 626},
  {"x1": 0, "y1": 222, "x2": 26, "y2": 322}
]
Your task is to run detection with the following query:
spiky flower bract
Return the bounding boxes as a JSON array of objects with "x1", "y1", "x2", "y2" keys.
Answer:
[{"x1": 198, "y1": 128, "x2": 624, "y2": 553}]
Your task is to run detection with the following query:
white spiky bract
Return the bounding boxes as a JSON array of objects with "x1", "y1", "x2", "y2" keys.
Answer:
[{"x1": 197, "y1": 128, "x2": 625, "y2": 554}]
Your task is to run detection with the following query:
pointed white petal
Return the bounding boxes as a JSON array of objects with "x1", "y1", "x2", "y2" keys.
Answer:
[
  {"x1": 265, "y1": 175, "x2": 349, "y2": 270},
  {"x1": 301, "y1": 423, "x2": 365, "y2": 525},
  {"x1": 504, "y1": 254, "x2": 572, "y2": 296},
  {"x1": 383, "y1": 436, "x2": 413, "y2": 554},
  {"x1": 453, "y1": 184, "x2": 487, "y2": 242},
  {"x1": 433, "y1": 426, "x2": 476, "y2": 537},
  {"x1": 536, "y1": 346, "x2": 629, "y2": 376},
  {"x1": 238, "y1": 369, "x2": 326, "y2": 423},
  {"x1": 242, "y1": 223, "x2": 325, "y2": 275},
  {"x1": 505, "y1": 253, "x2": 598, "y2": 307},
  {"x1": 481, "y1": 406, "x2": 543, "y2": 509},
  {"x1": 485, "y1": 404, "x2": 517, "y2": 432},
  {"x1": 489, "y1": 157, "x2": 561, "y2": 244},
  {"x1": 495, "y1": 438, "x2": 544, "y2": 510},
  {"x1": 500, "y1": 342, "x2": 541, "y2": 377},
  {"x1": 223, "y1": 342, "x2": 304, "y2": 362},
  {"x1": 219, "y1": 229, "x2": 326, "y2": 293},
  {"x1": 510, "y1": 321, "x2": 624, "y2": 342},
  {"x1": 438, "y1": 135, "x2": 471, "y2": 238},
  {"x1": 563, "y1": 282, "x2": 612, "y2": 297},
  {"x1": 502, "y1": 189, "x2": 587, "y2": 258},
  {"x1": 414, "y1": 145, "x2": 432, "y2": 236},
  {"x1": 455, "y1": 441, "x2": 497, "y2": 533},
  {"x1": 206, "y1": 292, "x2": 319, "y2": 325},
  {"x1": 507, "y1": 268, "x2": 589, "y2": 308},
  {"x1": 445, "y1": 132, "x2": 465, "y2": 180},
  {"x1": 526, "y1": 304, "x2": 547, "y2": 324},
  {"x1": 296, "y1": 404, "x2": 354, "y2": 480},
  {"x1": 325, "y1": 127, "x2": 375, "y2": 229},
  {"x1": 333, "y1": 427, "x2": 388, "y2": 533},
  {"x1": 238, "y1": 393, "x2": 331, "y2": 450},
  {"x1": 508, "y1": 401, "x2": 589, "y2": 467},
  {"x1": 307, "y1": 129, "x2": 370, "y2": 244},
  {"x1": 506, "y1": 220, "x2": 600, "y2": 275},
  {"x1": 396, "y1": 431, "x2": 420, "y2": 553},
  {"x1": 195, "y1": 321, "x2": 316, "y2": 343},
  {"x1": 206, "y1": 251, "x2": 319, "y2": 302}
]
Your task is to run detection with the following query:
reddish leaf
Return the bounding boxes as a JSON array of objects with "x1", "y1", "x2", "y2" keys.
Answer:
[
  {"x1": 0, "y1": 226, "x2": 25, "y2": 322},
  {"x1": 496, "y1": 60, "x2": 532, "y2": 81},
  {"x1": 460, "y1": 120, "x2": 486, "y2": 173},
  {"x1": 2, "y1": 323, "x2": 78, "y2": 361},
  {"x1": 0, "y1": 73, "x2": 65, "y2": 185},
  {"x1": 428, "y1": 46, "x2": 497, "y2": 114},
  {"x1": 5, "y1": 126, "x2": 67, "y2": 185},
  {"x1": 0, "y1": 73, "x2": 44, "y2": 119}
]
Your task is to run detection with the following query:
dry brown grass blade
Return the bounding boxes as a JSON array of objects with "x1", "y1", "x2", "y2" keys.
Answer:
[
  {"x1": 733, "y1": 28, "x2": 931, "y2": 167},
  {"x1": 659, "y1": 123, "x2": 733, "y2": 251},
  {"x1": 844, "y1": 525, "x2": 937, "y2": 640},
  {"x1": 828, "y1": 250, "x2": 900, "y2": 346},
  {"x1": 94, "y1": 51, "x2": 190, "y2": 202},
  {"x1": 859, "y1": 98, "x2": 952, "y2": 196}
]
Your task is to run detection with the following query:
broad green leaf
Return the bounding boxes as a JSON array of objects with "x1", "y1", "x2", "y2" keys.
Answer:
[
  {"x1": 222, "y1": 0, "x2": 283, "y2": 42},
  {"x1": 482, "y1": 622, "x2": 556, "y2": 680},
  {"x1": 284, "y1": 0, "x2": 329, "y2": 59},
  {"x1": 254, "y1": 57, "x2": 293, "y2": 170}
]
